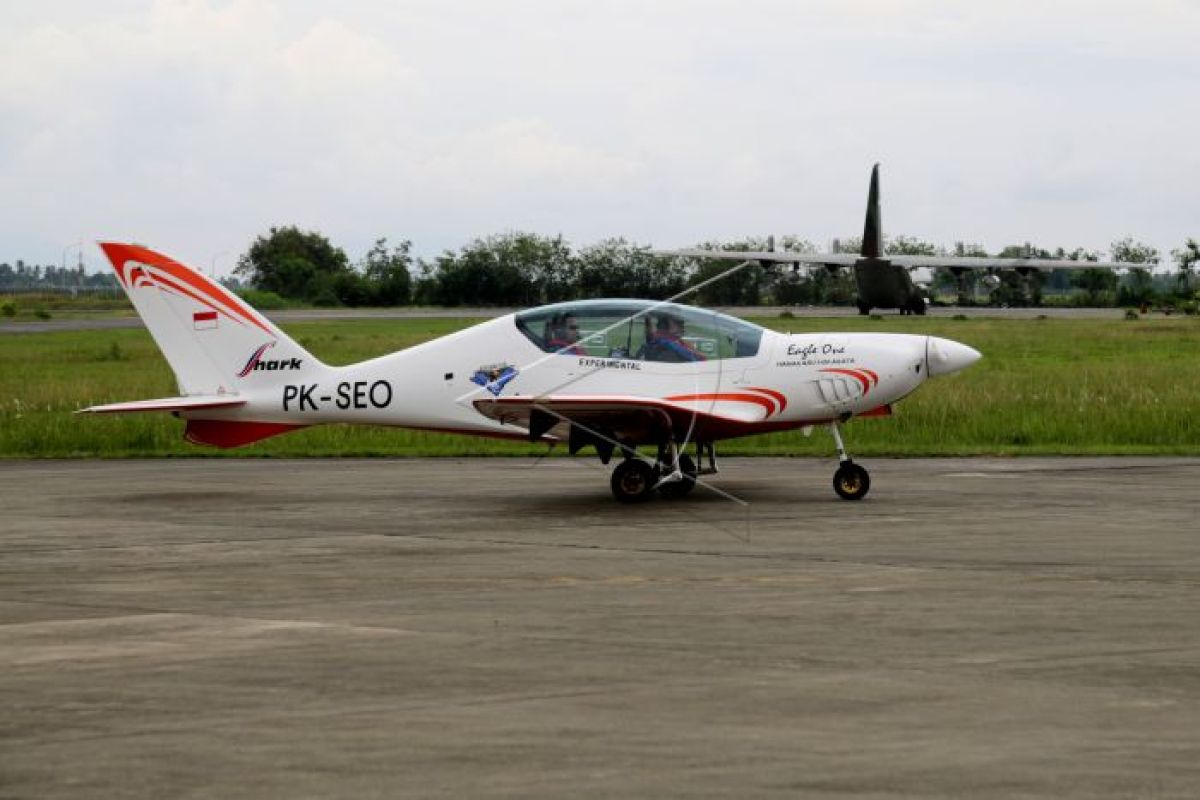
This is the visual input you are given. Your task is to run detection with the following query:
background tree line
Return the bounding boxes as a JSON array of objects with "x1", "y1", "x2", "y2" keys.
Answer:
[
  {"x1": 0, "y1": 261, "x2": 118, "y2": 290},
  {"x1": 233, "y1": 226, "x2": 1200, "y2": 309},
  {"x1": 4, "y1": 228, "x2": 1197, "y2": 309}
]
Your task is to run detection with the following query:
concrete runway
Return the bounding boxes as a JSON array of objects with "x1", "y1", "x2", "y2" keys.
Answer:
[{"x1": 2, "y1": 457, "x2": 1199, "y2": 798}]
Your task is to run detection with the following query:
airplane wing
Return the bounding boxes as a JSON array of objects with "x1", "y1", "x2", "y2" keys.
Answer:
[
  {"x1": 473, "y1": 392, "x2": 804, "y2": 458},
  {"x1": 78, "y1": 395, "x2": 247, "y2": 414},
  {"x1": 658, "y1": 248, "x2": 1143, "y2": 271}
]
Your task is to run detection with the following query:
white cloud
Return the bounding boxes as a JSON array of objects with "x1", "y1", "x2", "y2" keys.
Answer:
[
  {"x1": 281, "y1": 18, "x2": 420, "y2": 99},
  {"x1": 0, "y1": 0, "x2": 1197, "y2": 270}
]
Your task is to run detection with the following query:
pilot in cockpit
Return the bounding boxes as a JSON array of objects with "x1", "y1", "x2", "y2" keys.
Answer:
[{"x1": 546, "y1": 313, "x2": 587, "y2": 355}]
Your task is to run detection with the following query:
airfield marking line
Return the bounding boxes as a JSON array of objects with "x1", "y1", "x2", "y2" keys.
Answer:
[
  {"x1": 0, "y1": 612, "x2": 425, "y2": 640},
  {"x1": 0, "y1": 597, "x2": 188, "y2": 617},
  {"x1": 17, "y1": 512, "x2": 1186, "y2": 581},
  {"x1": 0, "y1": 530, "x2": 389, "y2": 555},
  {"x1": 11, "y1": 687, "x2": 635, "y2": 750},
  {"x1": 374, "y1": 530, "x2": 1200, "y2": 584},
  {"x1": 939, "y1": 462, "x2": 1200, "y2": 475},
  {"x1": 376, "y1": 531, "x2": 945, "y2": 570}
]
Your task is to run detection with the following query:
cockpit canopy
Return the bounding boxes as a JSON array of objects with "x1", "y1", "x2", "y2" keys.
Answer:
[{"x1": 515, "y1": 300, "x2": 764, "y2": 362}]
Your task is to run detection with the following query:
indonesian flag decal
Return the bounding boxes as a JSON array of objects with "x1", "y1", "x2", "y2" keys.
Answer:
[{"x1": 193, "y1": 310, "x2": 218, "y2": 330}]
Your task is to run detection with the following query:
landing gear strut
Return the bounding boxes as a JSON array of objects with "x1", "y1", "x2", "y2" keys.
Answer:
[
  {"x1": 657, "y1": 443, "x2": 697, "y2": 499},
  {"x1": 828, "y1": 422, "x2": 870, "y2": 501},
  {"x1": 609, "y1": 441, "x2": 713, "y2": 502}
]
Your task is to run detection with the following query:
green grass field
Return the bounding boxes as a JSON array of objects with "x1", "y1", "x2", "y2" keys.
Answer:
[{"x1": 2, "y1": 315, "x2": 1198, "y2": 457}]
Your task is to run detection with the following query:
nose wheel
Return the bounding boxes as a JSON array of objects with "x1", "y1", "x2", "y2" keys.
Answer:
[
  {"x1": 833, "y1": 462, "x2": 870, "y2": 500},
  {"x1": 828, "y1": 423, "x2": 870, "y2": 501}
]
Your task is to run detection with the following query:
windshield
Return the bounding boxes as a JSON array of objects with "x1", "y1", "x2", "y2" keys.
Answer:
[{"x1": 515, "y1": 300, "x2": 764, "y2": 362}]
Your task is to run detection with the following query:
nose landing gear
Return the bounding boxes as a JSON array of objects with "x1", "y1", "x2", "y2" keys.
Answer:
[{"x1": 829, "y1": 422, "x2": 870, "y2": 501}]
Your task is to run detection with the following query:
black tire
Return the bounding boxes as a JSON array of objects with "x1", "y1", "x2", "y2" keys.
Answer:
[
  {"x1": 658, "y1": 453, "x2": 697, "y2": 499},
  {"x1": 611, "y1": 459, "x2": 657, "y2": 503},
  {"x1": 833, "y1": 462, "x2": 870, "y2": 501},
  {"x1": 857, "y1": 303, "x2": 871, "y2": 316}
]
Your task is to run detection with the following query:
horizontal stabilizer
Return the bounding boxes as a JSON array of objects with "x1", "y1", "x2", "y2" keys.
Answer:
[{"x1": 77, "y1": 395, "x2": 246, "y2": 414}]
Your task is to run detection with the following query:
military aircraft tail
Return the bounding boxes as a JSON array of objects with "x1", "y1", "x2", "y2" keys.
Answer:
[
  {"x1": 95, "y1": 242, "x2": 326, "y2": 397},
  {"x1": 861, "y1": 162, "x2": 883, "y2": 259}
]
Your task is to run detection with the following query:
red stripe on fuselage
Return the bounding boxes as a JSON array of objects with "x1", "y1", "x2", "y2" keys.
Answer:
[
  {"x1": 665, "y1": 392, "x2": 776, "y2": 417},
  {"x1": 748, "y1": 386, "x2": 788, "y2": 413},
  {"x1": 819, "y1": 368, "x2": 871, "y2": 394}
]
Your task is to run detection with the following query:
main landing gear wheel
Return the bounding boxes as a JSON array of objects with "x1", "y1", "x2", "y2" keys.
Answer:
[
  {"x1": 611, "y1": 459, "x2": 657, "y2": 503},
  {"x1": 833, "y1": 462, "x2": 870, "y2": 501},
  {"x1": 658, "y1": 453, "x2": 697, "y2": 499}
]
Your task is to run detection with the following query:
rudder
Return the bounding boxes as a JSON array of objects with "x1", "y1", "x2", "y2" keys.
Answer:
[{"x1": 99, "y1": 242, "x2": 323, "y2": 396}]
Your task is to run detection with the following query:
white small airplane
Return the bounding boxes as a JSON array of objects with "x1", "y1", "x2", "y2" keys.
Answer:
[{"x1": 82, "y1": 242, "x2": 980, "y2": 502}]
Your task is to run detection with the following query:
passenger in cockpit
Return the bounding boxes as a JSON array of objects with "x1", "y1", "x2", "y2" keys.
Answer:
[{"x1": 642, "y1": 314, "x2": 706, "y2": 362}]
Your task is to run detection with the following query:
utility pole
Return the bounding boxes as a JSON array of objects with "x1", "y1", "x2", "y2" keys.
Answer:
[{"x1": 61, "y1": 240, "x2": 82, "y2": 272}]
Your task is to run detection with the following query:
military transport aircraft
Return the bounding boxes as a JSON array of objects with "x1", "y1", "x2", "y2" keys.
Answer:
[
  {"x1": 82, "y1": 242, "x2": 980, "y2": 502},
  {"x1": 663, "y1": 165, "x2": 1143, "y2": 315}
]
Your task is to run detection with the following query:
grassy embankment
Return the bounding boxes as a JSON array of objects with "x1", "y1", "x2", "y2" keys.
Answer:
[
  {"x1": 0, "y1": 292, "x2": 131, "y2": 319},
  {"x1": 2, "y1": 315, "x2": 1197, "y2": 457}
]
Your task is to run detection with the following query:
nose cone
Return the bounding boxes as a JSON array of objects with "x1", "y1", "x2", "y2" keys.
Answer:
[{"x1": 925, "y1": 336, "x2": 981, "y2": 377}]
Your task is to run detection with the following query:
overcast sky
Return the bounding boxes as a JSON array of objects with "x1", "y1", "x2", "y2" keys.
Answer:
[{"x1": 3, "y1": 0, "x2": 1198, "y2": 274}]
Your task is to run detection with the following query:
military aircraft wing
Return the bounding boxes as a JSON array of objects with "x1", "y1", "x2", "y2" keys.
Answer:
[
  {"x1": 875, "y1": 255, "x2": 1145, "y2": 271},
  {"x1": 659, "y1": 248, "x2": 1144, "y2": 271},
  {"x1": 658, "y1": 248, "x2": 859, "y2": 266}
]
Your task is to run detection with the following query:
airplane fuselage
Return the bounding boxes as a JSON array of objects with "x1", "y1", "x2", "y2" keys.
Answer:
[{"x1": 191, "y1": 311, "x2": 970, "y2": 444}]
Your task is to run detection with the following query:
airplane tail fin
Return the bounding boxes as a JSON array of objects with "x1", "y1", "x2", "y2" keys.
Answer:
[
  {"x1": 98, "y1": 242, "x2": 325, "y2": 397},
  {"x1": 861, "y1": 162, "x2": 883, "y2": 259}
]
